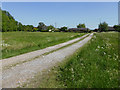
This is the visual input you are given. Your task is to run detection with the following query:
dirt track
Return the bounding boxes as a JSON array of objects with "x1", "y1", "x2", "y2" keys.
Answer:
[{"x1": 1, "y1": 33, "x2": 93, "y2": 88}]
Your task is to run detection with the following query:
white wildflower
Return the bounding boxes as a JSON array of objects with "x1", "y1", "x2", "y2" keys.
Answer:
[
  {"x1": 101, "y1": 47, "x2": 104, "y2": 49},
  {"x1": 71, "y1": 36, "x2": 74, "y2": 37},
  {"x1": 71, "y1": 68, "x2": 73, "y2": 72},
  {"x1": 97, "y1": 46, "x2": 100, "y2": 48},
  {"x1": 103, "y1": 52, "x2": 106, "y2": 55},
  {"x1": 95, "y1": 49, "x2": 99, "y2": 51},
  {"x1": 116, "y1": 55, "x2": 118, "y2": 59},
  {"x1": 81, "y1": 63, "x2": 84, "y2": 66}
]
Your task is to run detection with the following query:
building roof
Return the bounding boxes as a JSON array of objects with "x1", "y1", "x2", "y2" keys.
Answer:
[
  {"x1": 68, "y1": 28, "x2": 88, "y2": 31},
  {"x1": 108, "y1": 27, "x2": 115, "y2": 31}
]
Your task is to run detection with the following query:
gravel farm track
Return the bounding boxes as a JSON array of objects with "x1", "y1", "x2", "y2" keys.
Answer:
[{"x1": 0, "y1": 33, "x2": 93, "y2": 88}]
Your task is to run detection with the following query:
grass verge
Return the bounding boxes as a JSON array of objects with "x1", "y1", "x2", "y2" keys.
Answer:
[
  {"x1": 4, "y1": 34, "x2": 89, "y2": 70},
  {"x1": 2, "y1": 32, "x2": 85, "y2": 59},
  {"x1": 57, "y1": 32, "x2": 119, "y2": 88},
  {"x1": 21, "y1": 32, "x2": 119, "y2": 88}
]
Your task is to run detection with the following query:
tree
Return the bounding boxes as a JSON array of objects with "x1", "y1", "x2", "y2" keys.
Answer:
[
  {"x1": 2, "y1": 10, "x2": 18, "y2": 32},
  {"x1": 54, "y1": 28, "x2": 60, "y2": 32},
  {"x1": 33, "y1": 27, "x2": 39, "y2": 32},
  {"x1": 59, "y1": 26, "x2": 68, "y2": 32},
  {"x1": 77, "y1": 24, "x2": 86, "y2": 28},
  {"x1": 113, "y1": 25, "x2": 120, "y2": 32},
  {"x1": 24, "y1": 25, "x2": 34, "y2": 32},
  {"x1": 98, "y1": 22, "x2": 108, "y2": 32},
  {"x1": 0, "y1": 9, "x2": 2, "y2": 32},
  {"x1": 17, "y1": 22, "x2": 23, "y2": 31},
  {"x1": 38, "y1": 22, "x2": 46, "y2": 31},
  {"x1": 47, "y1": 25, "x2": 55, "y2": 32},
  {"x1": 2, "y1": 9, "x2": 35, "y2": 32}
]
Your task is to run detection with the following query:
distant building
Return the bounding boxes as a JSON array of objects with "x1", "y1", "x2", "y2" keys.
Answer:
[
  {"x1": 68, "y1": 28, "x2": 89, "y2": 33},
  {"x1": 108, "y1": 26, "x2": 115, "y2": 31},
  {"x1": 93, "y1": 29, "x2": 98, "y2": 32}
]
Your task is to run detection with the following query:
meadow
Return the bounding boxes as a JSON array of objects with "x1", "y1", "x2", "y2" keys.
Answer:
[
  {"x1": 57, "y1": 32, "x2": 119, "y2": 88},
  {"x1": 31, "y1": 32, "x2": 119, "y2": 88},
  {"x1": 1, "y1": 32, "x2": 85, "y2": 59}
]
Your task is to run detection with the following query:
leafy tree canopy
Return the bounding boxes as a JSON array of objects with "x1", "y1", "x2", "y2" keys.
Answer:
[
  {"x1": 98, "y1": 22, "x2": 108, "y2": 32},
  {"x1": 59, "y1": 26, "x2": 68, "y2": 32},
  {"x1": 77, "y1": 24, "x2": 86, "y2": 28},
  {"x1": 113, "y1": 25, "x2": 120, "y2": 32}
]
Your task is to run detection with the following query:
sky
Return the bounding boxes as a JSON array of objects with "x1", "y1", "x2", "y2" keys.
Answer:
[
  {"x1": 1, "y1": 2, "x2": 118, "y2": 29},
  {"x1": 1, "y1": 0, "x2": 120, "y2": 2}
]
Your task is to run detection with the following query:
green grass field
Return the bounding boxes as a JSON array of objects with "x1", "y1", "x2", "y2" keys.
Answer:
[
  {"x1": 29, "y1": 32, "x2": 119, "y2": 88},
  {"x1": 2, "y1": 32, "x2": 85, "y2": 59},
  {"x1": 57, "y1": 32, "x2": 119, "y2": 88}
]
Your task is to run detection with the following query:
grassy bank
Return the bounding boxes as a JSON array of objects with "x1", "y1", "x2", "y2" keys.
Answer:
[
  {"x1": 2, "y1": 32, "x2": 85, "y2": 59},
  {"x1": 27, "y1": 32, "x2": 119, "y2": 88},
  {"x1": 57, "y1": 32, "x2": 119, "y2": 88}
]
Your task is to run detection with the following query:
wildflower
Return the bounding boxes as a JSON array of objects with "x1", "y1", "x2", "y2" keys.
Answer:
[
  {"x1": 72, "y1": 74, "x2": 74, "y2": 78},
  {"x1": 116, "y1": 55, "x2": 118, "y2": 59},
  {"x1": 81, "y1": 63, "x2": 83, "y2": 66},
  {"x1": 94, "y1": 36, "x2": 96, "y2": 38},
  {"x1": 107, "y1": 70, "x2": 110, "y2": 73},
  {"x1": 103, "y1": 52, "x2": 106, "y2": 55},
  {"x1": 114, "y1": 58, "x2": 117, "y2": 61},
  {"x1": 71, "y1": 68, "x2": 73, "y2": 71},
  {"x1": 95, "y1": 49, "x2": 99, "y2": 51},
  {"x1": 97, "y1": 46, "x2": 100, "y2": 48},
  {"x1": 108, "y1": 55, "x2": 111, "y2": 57},
  {"x1": 101, "y1": 47, "x2": 104, "y2": 49}
]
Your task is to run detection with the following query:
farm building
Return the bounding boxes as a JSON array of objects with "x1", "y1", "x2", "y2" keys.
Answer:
[
  {"x1": 93, "y1": 29, "x2": 98, "y2": 32},
  {"x1": 68, "y1": 28, "x2": 89, "y2": 33},
  {"x1": 108, "y1": 26, "x2": 115, "y2": 31}
]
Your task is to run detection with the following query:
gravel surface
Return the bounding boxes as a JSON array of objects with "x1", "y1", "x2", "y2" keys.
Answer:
[
  {"x1": 1, "y1": 33, "x2": 93, "y2": 88},
  {"x1": 2, "y1": 34, "x2": 89, "y2": 70}
]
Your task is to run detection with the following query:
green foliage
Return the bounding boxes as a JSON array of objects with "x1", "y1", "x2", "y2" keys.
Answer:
[
  {"x1": 33, "y1": 27, "x2": 39, "y2": 32},
  {"x1": 77, "y1": 24, "x2": 86, "y2": 28},
  {"x1": 17, "y1": 22, "x2": 23, "y2": 31},
  {"x1": 54, "y1": 28, "x2": 60, "y2": 32},
  {"x1": 2, "y1": 9, "x2": 34, "y2": 32},
  {"x1": 41, "y1": 29, "x2": 49, "y2": 32},
  {"x1": 0, "y1": 9, "x2": 2, "y2": 31},
  {"x1": 113, "y1": 25, "x2": 120, "y2": 32},
  {"x1": 38, "y1": 22, "x2": 47, "y2": 31},
  {"x1": 2, "y1": 10, "x2": 18, "y2": 32},
  {"x1": 59, "y1": 26, "x2": 68, "y2": 32},
  {"x1": 98, "y1": 22, "x2": 108, "y2": 32},
  {"x1": 47, "y1": 25, "x2": 55, "y2": 32}
]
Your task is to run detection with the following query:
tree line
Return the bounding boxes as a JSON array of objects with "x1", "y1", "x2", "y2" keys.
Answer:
[
  {"x1": 1, "y1": 9, "x2": 120, "y2": 32},
  {"x1": 1, "y1": 9, "x2": 88, "y2": 32},
  {"x1": 98, "y1": 22, "x2": 120, "y2": 32},
  {"x1": 2, "y1": 9, "x2": 34, "y2": 32}
]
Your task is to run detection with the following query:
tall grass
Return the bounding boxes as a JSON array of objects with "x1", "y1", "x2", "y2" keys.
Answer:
[
  {"x1": 2, "y1": 32, "x2": 85, "y2": 59},
  {"x1": 57, "y1": 32, "x2": 119, "y2": 88}
]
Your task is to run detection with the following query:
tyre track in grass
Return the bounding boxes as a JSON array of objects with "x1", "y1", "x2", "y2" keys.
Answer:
[
  {"x1": 2, "y1": 33, "x2": 93, "y2": 88},
  {"x1": 2, "y1": 34, "x2": 89, "y2": 70}
]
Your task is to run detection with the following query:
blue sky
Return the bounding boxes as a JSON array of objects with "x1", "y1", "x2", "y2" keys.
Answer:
[{"x1": 2, "y1": 2, "x2": 118, "y2": 29}]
